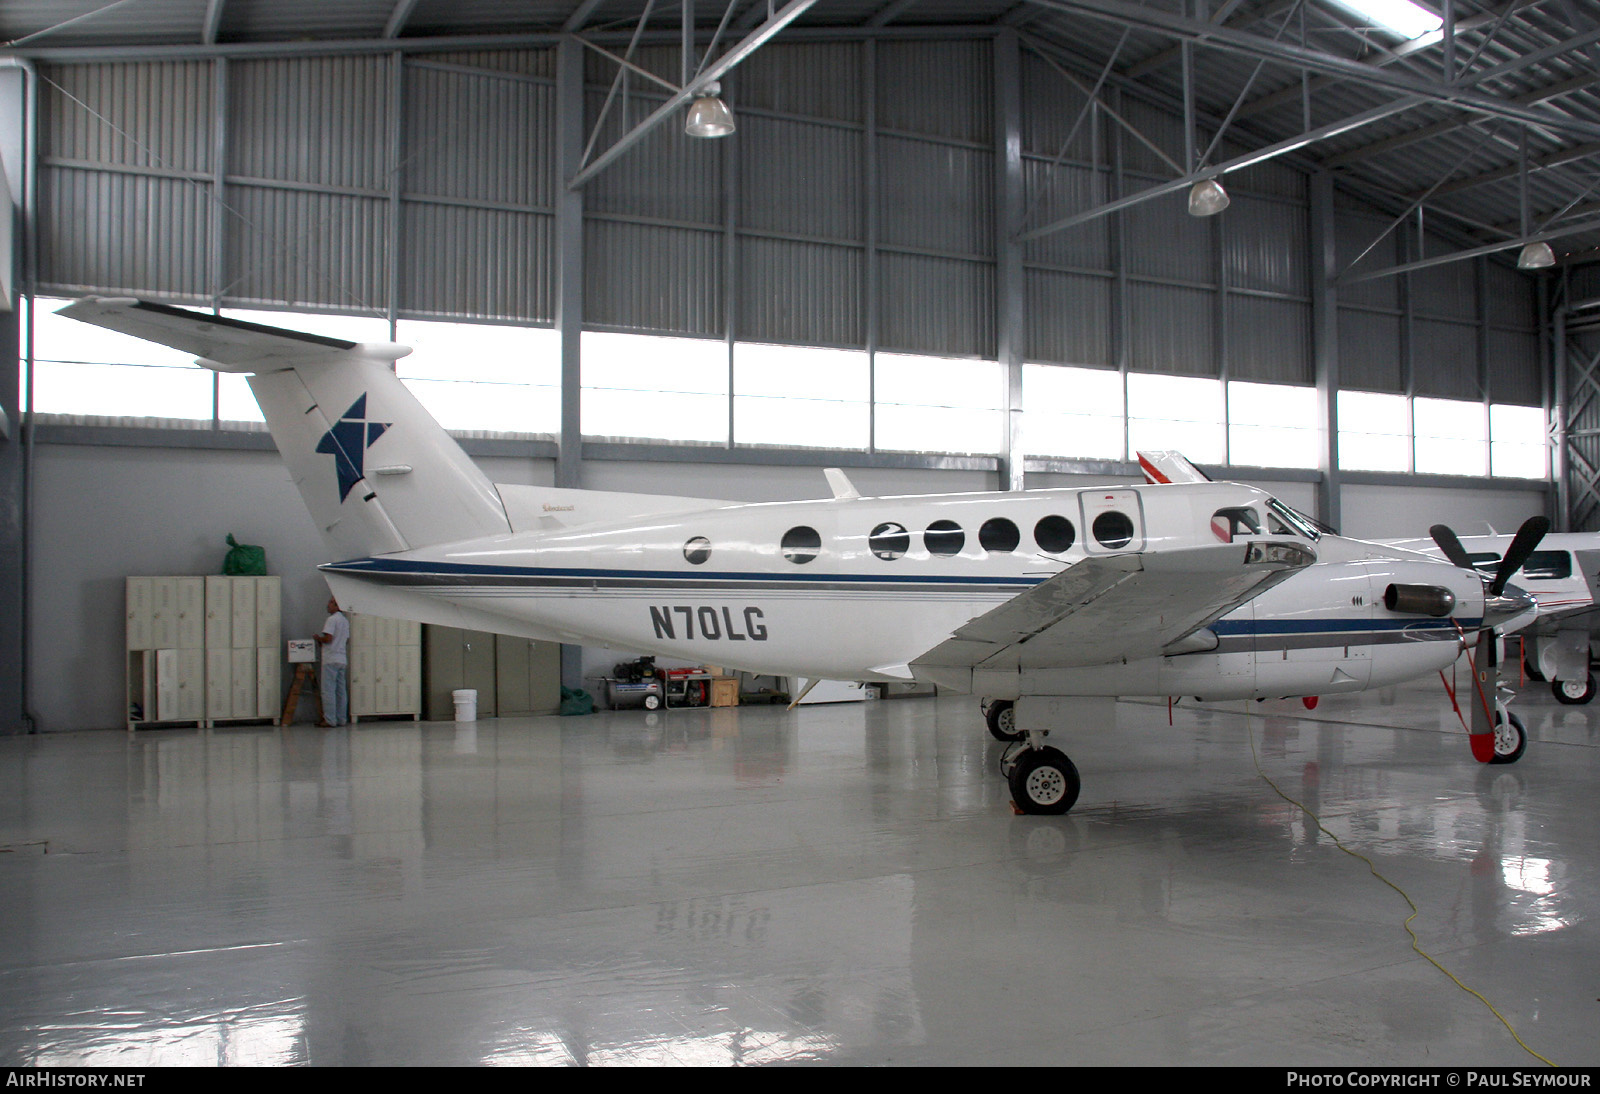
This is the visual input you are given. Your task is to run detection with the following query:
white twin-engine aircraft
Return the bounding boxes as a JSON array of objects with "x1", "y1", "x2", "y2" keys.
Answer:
[{"x1": 63, "y1": 299, "x2": 1548, "y2": 814}]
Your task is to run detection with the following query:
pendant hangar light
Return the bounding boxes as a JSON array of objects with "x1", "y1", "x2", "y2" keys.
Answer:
[
  {"x1": 685, "y1": 82, "x2": 735, "y2": 138},
  {"x1": 1187, "y1": 178, "x2": 1230, "y2": 217},
  {"x1": 1516, "y1": 242, "x2": 1555, "y2": 269}
]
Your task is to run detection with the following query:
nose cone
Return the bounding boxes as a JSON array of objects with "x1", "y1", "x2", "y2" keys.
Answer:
[{"x1": 1484, "y1": 581, "x2": 1538, "y2": 633}]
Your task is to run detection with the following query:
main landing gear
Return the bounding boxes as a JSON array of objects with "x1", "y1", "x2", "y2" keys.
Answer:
[
  {"x1": 983, "y1": 699, "x2": 1023, "y2": 741},
  {"x1": 985, "y1": 697, "x2": 1105, "y2": 815},
  {"x1": 999, "y1": 741, "x2": 1081, "y2": 815}
]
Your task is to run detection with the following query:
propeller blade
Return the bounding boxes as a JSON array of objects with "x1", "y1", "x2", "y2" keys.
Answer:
[
  {"x1": 1488, "y1": 516, "x2": 1551, "y2": 597},
  {"x1": 1429, "y1": 524, "x2": 1475, "y2": 572}
]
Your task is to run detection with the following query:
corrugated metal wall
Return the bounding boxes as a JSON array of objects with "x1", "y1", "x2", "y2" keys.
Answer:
[{"x1": 33, "y1": 35, "x2": 1543, "y2": 403}]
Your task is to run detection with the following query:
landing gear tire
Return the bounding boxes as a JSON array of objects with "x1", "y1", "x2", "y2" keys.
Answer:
[
  {"x1": 1552, "y1": 672, "x2": 1596, "y2": 705},
  {"x1": 984, "y1": 699, "x2": 1023, "y2": 742},
  {"x1": 1523, "y1": 656, "x2": 1545, "y2": 682},
  {"x1": 1489, "y1": 710, "x2": 1527, "y2": 765},
  {"x1": 1007, "y1": 746, "x2": 1081, "y2": 815}
]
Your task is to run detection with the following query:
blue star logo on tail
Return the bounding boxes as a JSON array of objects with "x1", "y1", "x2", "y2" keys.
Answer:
[{"x1": 316, "y1": 394, "x2": 391, "y2": 502}]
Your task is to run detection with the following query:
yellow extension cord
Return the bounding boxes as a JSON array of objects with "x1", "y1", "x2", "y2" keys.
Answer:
[{"x1": 1243, "y1": 702, "x2": 1555, "y2": 1068}]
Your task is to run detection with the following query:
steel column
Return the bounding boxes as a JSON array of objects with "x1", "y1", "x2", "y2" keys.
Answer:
[
  {"x1": 1309, "y1": 170, "x2": 1340, "y2": 530},
  {"x1": 996, "y1": 29, "x2": 1026, "y2": 492}
]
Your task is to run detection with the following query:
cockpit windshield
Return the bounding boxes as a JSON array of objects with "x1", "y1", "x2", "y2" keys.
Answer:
[{"x1": 1265, "y1": 498, "x2": 1321, "y2": 541}]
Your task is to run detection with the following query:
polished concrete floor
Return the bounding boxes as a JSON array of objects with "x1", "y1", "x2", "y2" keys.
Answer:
[{"x1": 0, "y1": 677, "x2": 1596, "y2": 1067}]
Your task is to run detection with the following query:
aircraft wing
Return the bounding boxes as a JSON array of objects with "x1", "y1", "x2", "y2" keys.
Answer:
[{"x1": 910, "y1": 538, "x2": 1313, "y2": 687}]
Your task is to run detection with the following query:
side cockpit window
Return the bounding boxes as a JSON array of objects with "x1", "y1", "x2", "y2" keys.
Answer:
[
  {"x1": 1521, "y1": 550, "x2": 1572, "y2": 580},
  {"x1": 1211, "y1": 506, "x2": 1263, "y2": 543}
]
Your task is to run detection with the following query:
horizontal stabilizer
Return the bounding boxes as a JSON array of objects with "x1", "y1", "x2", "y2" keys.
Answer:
[
  {"x1": 60, "y1": 298, "x2": 508, "y2": 557},
  {"x1": 55, "y1": 297, "x2": 408, "y2": 372}
]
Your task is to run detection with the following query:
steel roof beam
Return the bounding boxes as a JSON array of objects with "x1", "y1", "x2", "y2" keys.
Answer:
[
  {"x1": 563, "y1": 0, "x2": 613, "y2": 33},
  {"x1": 867, "y1": 0, "x2": 925, "y2": 27},
  {"x1": 383, "y1": 0, "x2": 420, "y2": 39},
  {"x1": 1412, "y1": 140, "x2": 1600, "y2": 200},
  {"x1": 203, "y1": 0, "x2": 227, "y2": 45},
  {"x1": 1338, "y1": 215, "x2": 1600, "y2": 284},
  {"x1": 566, "y1": 0, "x2": 818, "y2": 190},
  {"x1": 1233, "y1": 0, "x2": 1529, "y2": 122},
  {"x1": 1016, "y1": 96, "x2": 1426, "y2": 242},
  {"x1": 1014, "y1": 0, "x2": 1600, "y2": 140},
  {"x1": 1324, "y1": 73, "x2": 1600, "y2": 168}
]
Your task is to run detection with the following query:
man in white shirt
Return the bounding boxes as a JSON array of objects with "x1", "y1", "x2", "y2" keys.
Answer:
[{"x1": 315, "y1": 596, "x2": 351, "y2": 727}]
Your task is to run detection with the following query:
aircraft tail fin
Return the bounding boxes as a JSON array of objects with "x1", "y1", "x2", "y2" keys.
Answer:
[
  {"x1": 1136, "y1": 450, "x2": 1211, "y2": 485},
  {"x1": 57, "y1": 298, "x2": 511, "y2": 558}
]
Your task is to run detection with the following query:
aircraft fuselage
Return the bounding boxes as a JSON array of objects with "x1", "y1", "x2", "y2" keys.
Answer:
[{"x1": 321, "y1": 479, "x2": 1485, "y2": 700}]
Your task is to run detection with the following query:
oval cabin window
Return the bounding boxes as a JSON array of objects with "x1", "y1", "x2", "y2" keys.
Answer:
[
  {"x1": 870, "y1": 522, "x2": 911, "y2": 561},
  {"x1": 781, "y1": 526, "x2": 821, "y2": 564},
  {"x1": 924, "y1": 520, "x2": 965, "y2": 558},
  {"x1": 1034, "y1": 515, "x2": 1076, "y2": 554}
]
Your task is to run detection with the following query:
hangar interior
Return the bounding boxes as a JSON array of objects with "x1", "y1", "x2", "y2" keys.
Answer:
[{"x1": 0, "y1": 0, "x2": 1597, "y2": 1068}]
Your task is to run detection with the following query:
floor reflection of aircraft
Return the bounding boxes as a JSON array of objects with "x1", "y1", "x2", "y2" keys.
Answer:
[{"x1": 61, "y1": 300, "x2": 1547, "y2": 814}]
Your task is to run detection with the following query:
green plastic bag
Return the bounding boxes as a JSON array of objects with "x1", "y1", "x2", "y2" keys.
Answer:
[
  {"x1": 559, "y1": 687, "x2": 594, "y2": 716},
  {"x1": 223, "y1": 534, "x2": 267, "y2": 576}
]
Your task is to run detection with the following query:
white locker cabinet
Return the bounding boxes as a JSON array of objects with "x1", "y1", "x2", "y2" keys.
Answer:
[
  {"x1": 204, "y1": 576, "x2": 230, "y2": 648},
  {"x1": 128, "y1": 575, "x2": 282, "y2": 730},
  {"x1": 349, "y1": 614, "x2": 422, "y2": 722},
  {"x1": 231, "y1": 577, "x2": 257, "y2": 649},
  {"x1": 255, "y1": 576, "x2": 281, "y2": 650},
  {"x1": 126, "y1": 577, "x2": 153, "y2": 651},
  {"x1": 206, "y1": 648, "x2": 232, "y2": 721},
  {"x1": 174, "y1": 578, "x2": 205, "y2": 649},
  {"x1": 256, "y1": 648, "x2": 279, "y2": 720},
  {"x1": 231, "y1": 648, "x2": 256, "y2": 717}
]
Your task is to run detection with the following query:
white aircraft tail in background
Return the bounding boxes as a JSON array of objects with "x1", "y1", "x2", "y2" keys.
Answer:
[{"x1": 63, "y1": 299, "x2": 1549, "y2": 813}]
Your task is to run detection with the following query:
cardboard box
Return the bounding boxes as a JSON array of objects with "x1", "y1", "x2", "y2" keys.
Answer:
[{"x1": 287, "y1": 638, "x2": 316, "y2": 663}]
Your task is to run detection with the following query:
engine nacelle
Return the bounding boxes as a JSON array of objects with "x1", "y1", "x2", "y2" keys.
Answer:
[{"x1": 1383, "y1": 583, "x2": 1456, "y2": 617}]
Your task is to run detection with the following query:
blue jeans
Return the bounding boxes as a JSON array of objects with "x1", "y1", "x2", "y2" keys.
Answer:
[{"x1": 321, "y1": 663, "x2": 348, "y2": 726}]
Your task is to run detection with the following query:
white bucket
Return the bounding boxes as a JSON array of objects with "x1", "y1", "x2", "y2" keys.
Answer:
[{"x1": 452, "y1": 688, "x2": 478, "y2": 722}]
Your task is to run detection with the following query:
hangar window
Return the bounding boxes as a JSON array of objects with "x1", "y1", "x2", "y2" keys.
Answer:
[
  {"x1": 1491, "y1": 404, "x2": 1547, "y2": 479},
  {"x1": 1227, "y1": 382, "x2": 1319, "y2": 470},
  {"x1": 394, "y1": 319, "x2": 560, "y2": 435},
  {"x1": 683, "y1": 537, "x2": 712, "y2": 565},
  {"x1": 1338, "y1": 391, "x2": 1411, "y2": 472},
  {"x1": 980, "y1": 518, "x2": 1021, "y2": 554},
  {"x1": 1414, "y1": 397, "x2": 1487, "y2": 476},
  {"x1": 1093, "y1": 511, "x2": 1135, "y2": 550},
  {"x1": 875, "y1": 353, "x2": 1004, "y2": 456},
  {"x1": 582, "y1": 332, "x2": 728, "y2": 444},
  {"x1": 870, "y1": 523, "x2": 911, "y2": 561},
  {"x1": 781, "y1": 526, "x2": 821, "y2": 564},
  {"x1": 1023, "y1": 365, "x2": 1125, "y2": 459},
  {"x1": 924, "y1": 521, "x2": 965, "y2": 557},
  {"x1": 734, "y1": 343, "x2": 870, "y2": 450},
  {"x1": 1034, "y1": 516, "x2": 1075, "y2": 554},
  {"x1": 1127, "y1": 373, "x2": 1224, "y2": 464}
]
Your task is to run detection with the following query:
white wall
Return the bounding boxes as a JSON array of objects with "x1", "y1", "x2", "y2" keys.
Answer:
[{"x1": 1340, "y1": 484, "x2": 1544, "y2": 541}]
